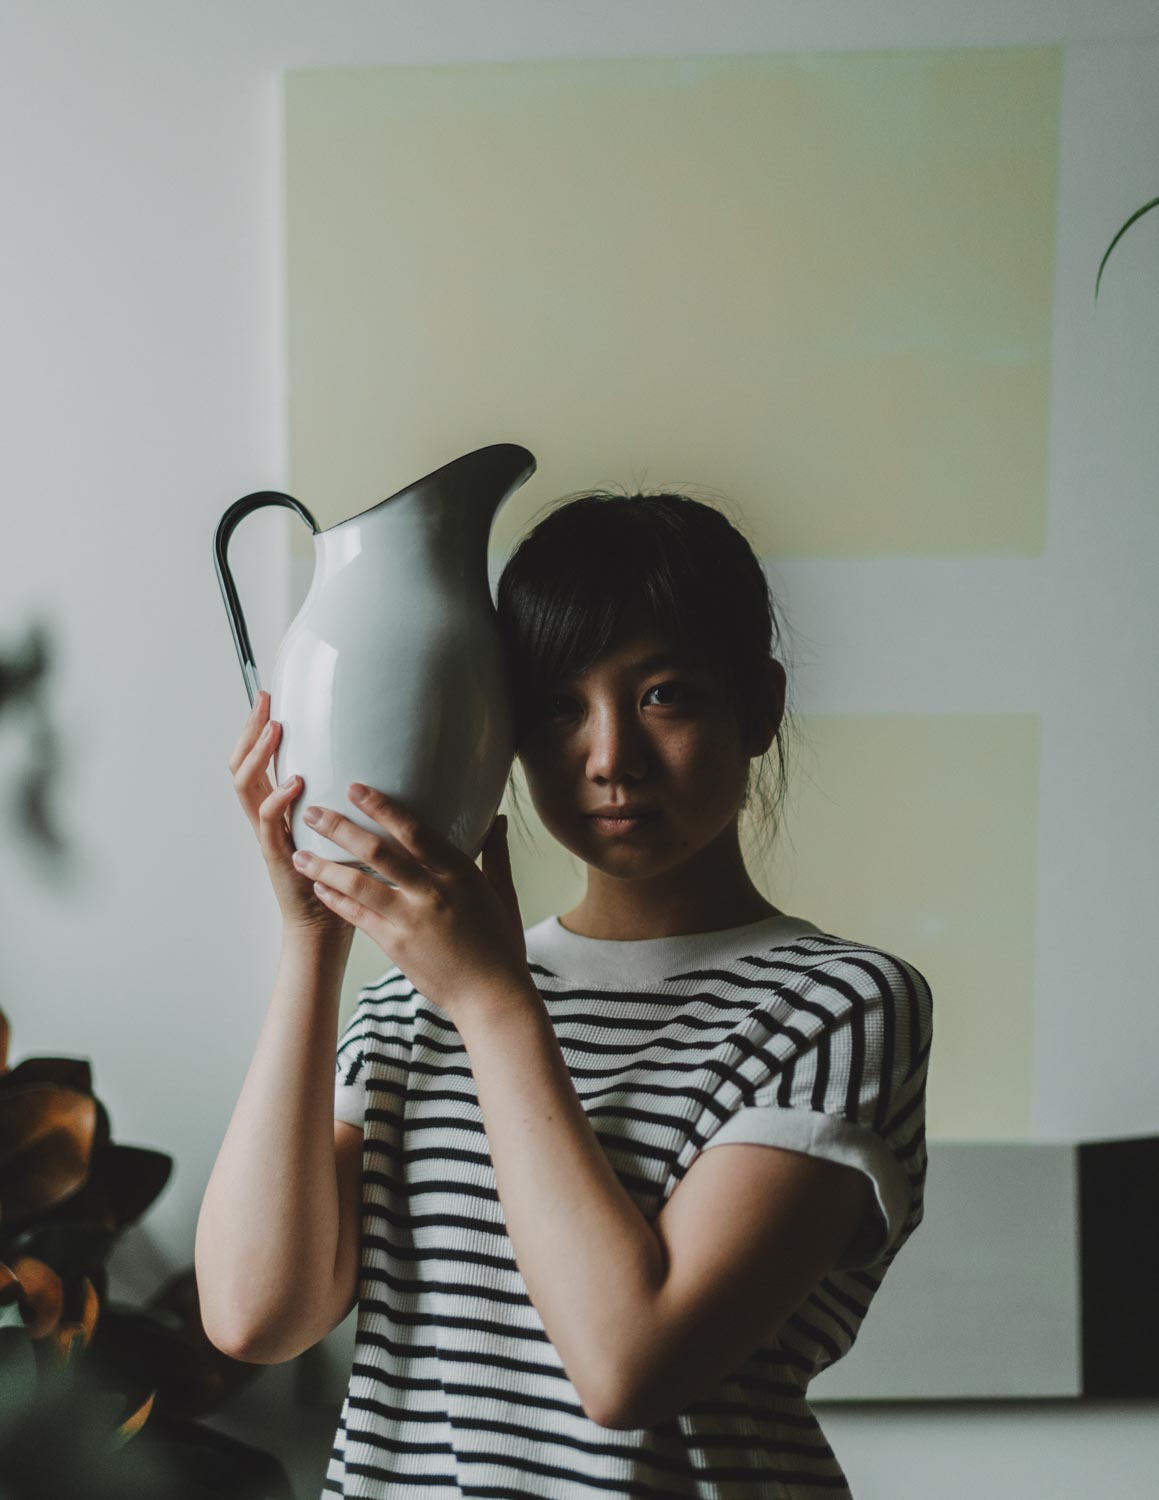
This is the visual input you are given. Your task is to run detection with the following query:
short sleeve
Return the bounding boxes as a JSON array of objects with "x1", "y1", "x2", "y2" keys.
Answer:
[
  {"x1": 334, "y1": 964, "x2": 413, "y2": 1130},
  {"x1": 696, "y1": 947, "x2": 933, "y2": 1271},
  {"x1": 334, "y1": 997, "x2": 369, "y2": 1129}
]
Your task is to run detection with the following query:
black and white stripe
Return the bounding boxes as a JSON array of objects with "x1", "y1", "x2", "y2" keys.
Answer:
[{"x1": 327, "y1": 913, "x2": 933, "y2": 1498}]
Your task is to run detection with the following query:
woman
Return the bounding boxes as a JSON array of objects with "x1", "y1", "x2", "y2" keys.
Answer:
[{"x1": 196, "y1": 489, "x2": 933, "y2": 1499}]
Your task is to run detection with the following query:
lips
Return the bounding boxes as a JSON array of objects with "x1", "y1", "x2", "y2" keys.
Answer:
[{"x1": 586, "y1": 809, "x2": 662, "y2": 834}]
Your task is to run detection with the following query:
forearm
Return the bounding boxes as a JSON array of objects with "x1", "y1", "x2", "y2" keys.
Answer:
[
  {"x1": 195, "y1": 925, "x2": 354, "y2": 1359},
  {"x1": 455, "y1": 981, "x2": 667, "y2": 1424}
]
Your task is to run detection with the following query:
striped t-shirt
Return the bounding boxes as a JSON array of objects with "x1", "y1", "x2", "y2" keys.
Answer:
[{"x1": 327, "y1": 909, "x2": 933, "y2": 1499}]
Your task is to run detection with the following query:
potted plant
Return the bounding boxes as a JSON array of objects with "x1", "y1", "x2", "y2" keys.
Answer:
[{"x1": 0, "y1": 1003, "x2": 295, "y2": 1498}]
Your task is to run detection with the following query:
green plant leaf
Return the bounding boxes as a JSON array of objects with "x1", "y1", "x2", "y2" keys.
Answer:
[{"x1": 1095, "y1": 195, "x2": 1159, "y2": 303}]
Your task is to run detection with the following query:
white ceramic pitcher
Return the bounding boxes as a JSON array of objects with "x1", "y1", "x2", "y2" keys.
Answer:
[{"x1": 213, "y1": 443, "x2": 536, "y2": 877}]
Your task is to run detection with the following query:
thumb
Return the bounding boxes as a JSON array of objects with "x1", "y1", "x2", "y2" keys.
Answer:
[
  {"x1": 483, "y1": 815, "x2": 518, "y2": 902},
  {"x1": 483, "y1": 814, "x2": 509, "y2": 861},
  {"x1": 485, "y1": 818, "x2": 523, "y2": 956},
  {"x1": 482, "y1": 822, "x2": 512, "y2": 876}
]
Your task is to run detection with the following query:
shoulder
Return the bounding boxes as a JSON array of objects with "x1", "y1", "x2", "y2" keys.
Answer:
[
  {"x1": 726, "y1": 931, "x2": 933, "y2": 1067},
  {"x1": 794, "y1": 934, "x2": 932, "y2": 1020}
]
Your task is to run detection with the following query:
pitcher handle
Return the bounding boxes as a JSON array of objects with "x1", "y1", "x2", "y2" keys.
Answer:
[{"x1": 213, "y1": 491, "x2": 319, "y2": 707}]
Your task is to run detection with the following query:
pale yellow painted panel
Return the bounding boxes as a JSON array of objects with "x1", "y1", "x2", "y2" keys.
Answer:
[
  {"x1": 286, "y1": 47, "x2": 1058, "y2": 560},
  {"x1": 759, "y1": 713, "x2": 1040, "y2": 1141}
]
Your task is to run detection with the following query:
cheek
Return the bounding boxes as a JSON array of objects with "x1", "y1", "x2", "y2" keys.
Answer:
[
  {"x1": 516, "y1": 721, "x2": 743, "y2": 797},
  {"x1": 682, "y1": 736, "x2": 754, "y2": 811},
  {"x1": 669, "y1": 723, "x2": 741, "y2": 776}
]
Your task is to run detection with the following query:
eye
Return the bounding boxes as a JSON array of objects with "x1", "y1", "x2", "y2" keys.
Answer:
[
  {"x1": 541, "y1": 680, "x2": 696, "y2": 719},
  {"x1": 644, "y1": 680, "x2": 692, "y2": 706}
]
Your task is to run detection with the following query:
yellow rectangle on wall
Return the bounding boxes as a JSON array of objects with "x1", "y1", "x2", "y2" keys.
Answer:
[
  {"x1": 285, "y1": 46, "x2": 1059, "y2": 561},
  {"x1": 759, "y1": 713, "x2": 1041, "y2": 1141}
]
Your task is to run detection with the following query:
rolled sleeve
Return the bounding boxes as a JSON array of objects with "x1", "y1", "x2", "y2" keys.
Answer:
[
  {"x1": 700, "y1": 1104, "x2": 912, "y2": 1269},
  {"x1": 334, "y1": 1077, "x2": 366, "y2": 1129}
]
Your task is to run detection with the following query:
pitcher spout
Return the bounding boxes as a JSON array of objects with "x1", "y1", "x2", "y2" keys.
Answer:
[
  {"x1": 325, "y1": 443, "x2": 536, "y2": 559},
  {"x1": 427, "y1": 443, "x2": 537, "y2": 535}
]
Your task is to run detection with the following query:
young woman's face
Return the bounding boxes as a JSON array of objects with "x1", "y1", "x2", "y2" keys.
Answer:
[{"x1": 515, "y1": 611, "x2": 778, "y2": 879}]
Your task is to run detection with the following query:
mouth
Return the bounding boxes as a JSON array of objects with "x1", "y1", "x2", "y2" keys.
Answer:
[{"x1": 585, "y1": 811, "x2": 662, "y2": 835}]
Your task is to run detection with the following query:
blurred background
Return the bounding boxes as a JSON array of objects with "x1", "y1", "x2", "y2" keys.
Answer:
[{"x1": 2, "y1": 2, "x2": 1157, "y2": 1496}]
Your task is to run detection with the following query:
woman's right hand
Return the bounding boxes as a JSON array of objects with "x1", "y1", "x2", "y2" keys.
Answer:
[{"x1": 228, "y1": 690, "x2": 352, "y2": 944}]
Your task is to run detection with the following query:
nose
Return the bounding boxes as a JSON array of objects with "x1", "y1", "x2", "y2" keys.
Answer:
[{"x1": 583, "y1": 702, "x2": 648, "y2": 784}]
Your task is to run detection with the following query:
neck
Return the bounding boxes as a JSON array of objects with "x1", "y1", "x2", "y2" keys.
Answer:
[{"x1": 559, "y1": 820, "x2": 781, "y2": 941}]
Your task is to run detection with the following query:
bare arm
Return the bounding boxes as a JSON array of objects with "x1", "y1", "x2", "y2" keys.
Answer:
[
  {"x1": 198, "y1": 691, "x2": 363, "y2": 1363},
  {"x1": 195, "y1": 925, "x2": 357, "y2": 1363}
]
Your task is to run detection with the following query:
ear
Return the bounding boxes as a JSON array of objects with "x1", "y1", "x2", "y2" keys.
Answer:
[{"x1": 747, "y1": 657, "x2": 786, "y2": 757}]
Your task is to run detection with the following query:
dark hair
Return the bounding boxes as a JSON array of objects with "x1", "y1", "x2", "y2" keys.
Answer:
[{"x1": 494, "y1": 486, "x2": 800, "y2": 867}]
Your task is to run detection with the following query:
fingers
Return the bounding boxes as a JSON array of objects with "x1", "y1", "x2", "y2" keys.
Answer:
[
  {"x1": 228, "y1": 690, "x2": 270, "y2": 776},
  {"x1": 229, "y1": 691, "x2": 291, "y2": 834},
  {"x1": 241, "y1": 718, "x2": 278, "y2": 786},
  {"x1": 257, "y1": 773, "x2": 302, "y2": 861}
]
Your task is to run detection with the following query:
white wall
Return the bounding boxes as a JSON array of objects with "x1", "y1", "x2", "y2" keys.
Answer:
[{"x1": 2, "y1": 4, "x2": 1157, "y2": 1497}]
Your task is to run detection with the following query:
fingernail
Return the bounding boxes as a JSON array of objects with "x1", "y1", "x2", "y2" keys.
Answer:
[{"x1": 303, "y1": 806, "x2": 322, "y2": 825}]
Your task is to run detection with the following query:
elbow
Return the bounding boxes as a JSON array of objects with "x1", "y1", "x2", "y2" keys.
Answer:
[
  {"x1": 587, "y1": 1397, "x2": 661, "y2": 1432},
  {"x1": 590, "y1": 1345, "x2": 716, "y2": 1431},
  {"x1": 587, "y1": 1404, "x2": 643, "y2": 1432},
  {"x1": 202, "y1": 1321, "x2": 310, "y2": 1366},
  {"x1": 584, "y1": 1370, "x2": 667, "y2": 1432},
  {"x1": 573, "y1": 1356, "x2": 648, "y2": 1430},
  {"x1": 197, "y1": 1292, "x2": 304, "y2": 1366},
  {"x1": 195, "y1": 1289, "x2": 259, "y2": 1364},
  {"x1": 203, "y1": 1325, "x2": 261, "y2": 1363},
  {"x1": 197, "y1": 1303, "x2": 268, "y2": 1364},
  {"x1": 588, "y1": 1390, "x2": 658, "y2": 1432},
  {"x1": 584, "y1": 1399, "x2": 634, "y2": 1432},
  {"x1": 198, "y1": 1306, "x2": 256, "y2": 1363},
  {"x1": 194, "y1": 1266, "x2": 307, "y2": 1365}
]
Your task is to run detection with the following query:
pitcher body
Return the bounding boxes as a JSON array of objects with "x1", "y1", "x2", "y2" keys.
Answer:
[{"x1": 214, "y1": 444, "x2": 536, "y2": 874}]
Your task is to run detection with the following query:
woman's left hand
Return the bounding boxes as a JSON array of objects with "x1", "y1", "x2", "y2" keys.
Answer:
[{"x1": 291, "y1": 783, "x2": 530, "y2": 1018}]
